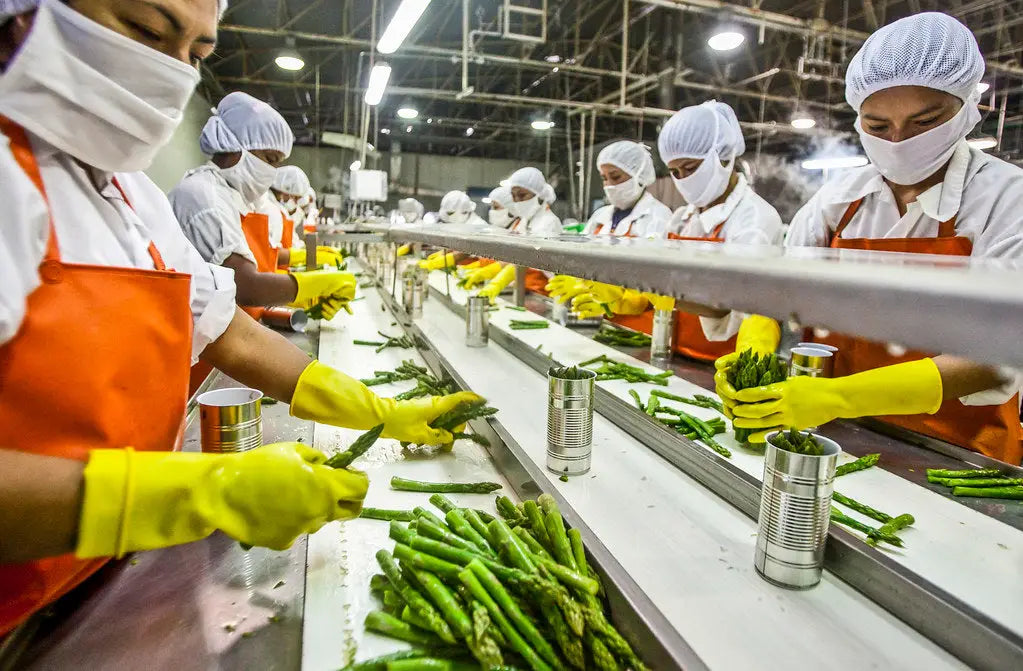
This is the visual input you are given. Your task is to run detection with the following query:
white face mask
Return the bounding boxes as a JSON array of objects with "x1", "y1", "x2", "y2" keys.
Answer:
[
  {"x1": 671, "y1": 150, "x2": 733, "y2": 208},
  {"x1": 444, "y1": 210, "x2": 470, "y2": 224},
  {"x1": 401, "y1": 211, "x2": 419, "y2": 223},
  {"x1": 489, "y1": 208, "x2": 514, "y2": 228},
  {"x1": 221, "y1": 150, "x2": 278, "y2": 205},
  {"x1": 856, "y1": 98, "x2": 981, "y2": 186},
  {"x1": 603, "y1": 178, "x2": 643, "y2": 210},
  {"x1": 283, "y1": 199, "x2": 298, "y2": 214},
  {"x1": 510, "y1": 196, "x2": 541, "y2": 221},
  {"x1": 0, "y1": 0, "x2": 200, "y2": 173}
]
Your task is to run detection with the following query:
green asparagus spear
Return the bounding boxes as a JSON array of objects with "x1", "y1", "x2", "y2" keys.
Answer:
[
  {"x1": 522, "y1": 500, "x2": 552, "y2": 550},
  {"x1": 363, "y1": 611, "x2": 446, "y2": 647},
  {"x1": 375, "y1": 550, "x2": 456, "y2": 643},
  {"x1": 488, "y1": 519, "x2": 535, "y2": 573},
  {"x1": 466, "y1": 601, "x2": 505, "y2": 668},
  {"x1": 407, "y1": 567, "x2": 473, "y2": 639},
  {"x1": 391, "y1": 477, "x2": 502, "y2": 494},
  {"x1": 514, "y1": 526, "x2": 551, "y2": 559},
  {"x1": 389, "y1": 520, "x2": 417, "y2": 546},
  {"x1": 416, "y1": 517, "x2": 486, "y2": 554},
  {"x1": 925, "y1": 468, "x2": 1003, "y2": 479},
  {"x1": 831, "y1": 492, "x2": 893, "y2": 524},
  {"x1": 445, "y1": 509, "x2": 495, "y2": 555},
  {"x1": 628, "y1": 389, "x2": 645, "y2": 410},
  {"x1": 538, "y1": 494, "x2": 578, "y2": 571},
  {"x1": 385, "y1": 659, "x2": 479, "y2": 671},
  {"x1": 360, "y1": 508, "x2": 416, "y2": 522},
  {"x1": 393, "y1": 543, "x2": 463, "y2": 579},
  {"x1": 567, "y1": 528, "x2": 588, "y2": 575},
  {"x1": 867, "y1": 514, "x2": 916, "y2": 547},
  {"x1": 835, "y1": 453, "x2": 881, "y2": 477},
  {"x1": 324, "y1": 424, "x2": 385, "y2": 468},
  {"x1": 413, "y1": 507, "x2": 449, "y2": 529},
  {"x1": 829, "y1": 508, "x2": 903, "y2": 547},
  {"x1": 428, "y1": 494, "x2": 459, "y2": 514},
  {"x1": 495, "y1": 496, "x2": 527, "y2": 525},
  {"x1": 340, "y1": 649, "x2": 466, "y2": 671},
  {"x1": 401, "y1": 604, "x2": 435, "y2": 631},
  {"x1": 930, "y1": 477, "x2": 1023, "y2": 487},
  {"x1": 952, "y1": 486, "x2": 1023, "y2": 499}
]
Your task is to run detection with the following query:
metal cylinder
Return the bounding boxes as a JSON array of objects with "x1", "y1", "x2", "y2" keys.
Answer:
[
  {"x1": 754, "y1": 432, "x2": 841, "y2": 589},
  {"x1": 789, "y1": 346, "x2": 834, "y2": 378},
  {"x1": 199, "y1": 387, "x2": 264, "y2": 453},
  {"x1": 403, "y1": 273, "x2": 423, "y2": 318},
  {"x1": 304, "y1": 231, "x2": 318, "y2": 272},
  {"x1": 546, "y1": 368, "x2": 597, "y2": 477},
  {"x1": 551, "y1": 299, "x2": 569, "y2": 326},
  {"x1": 650, "y1": 309, "x2": 675, "y2": 364},
  {"x1": 797, "y1": 342, "x2": 838, "y2": 353},
  {"x1": 261, "y1": 307, "x2": 309, "y2": 332},
  {"x1": 418, "y1": 267, "x2": 430, "y2": 302},
  {"x1": 466, "y1": 296, "x2": 490, "y2": 347}
]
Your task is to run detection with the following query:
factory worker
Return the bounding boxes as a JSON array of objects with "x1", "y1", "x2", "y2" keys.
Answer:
[
  {"x1": 439, "y1": 190, "x2": 487, "y2": 226},
  {"x1": 583, "y1": 140, "x2": 671, "y2": 238},
  {"x1": 0, "y1": 0, "x2": 478, "y2": 635},
  {"x1": 170, "y1": 92, "x2": 351, "y2": 319},
  {"x1": 487, "y1": 186, "x2": 518, "y2": 229},
  {"x1": 267, "y1": 167, "x2": 338, "y2": 267},
  {"x1": 726, "y1": 12, "x2": 1023, "y2": 463},
  {"x1": 398, "y1": 197, "x2": 425, "y2": 223}
]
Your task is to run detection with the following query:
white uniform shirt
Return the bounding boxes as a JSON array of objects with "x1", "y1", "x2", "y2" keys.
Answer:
[
  {"x1": 668, "y1": 175, "x2": 784, "y2": 244},
  {"x1": 0, "y1": 131, "x2": 236, "y2": 363},
  {"x1": 511, "y1": 206, "x2": 562, "y2": 237},
  {"x1": 168, "y1": 163, "x2": 258, "y2": 266},
  {"x1": 787, "y1": 141, "x2": 1023, "y2": 405},
  {"x1": 255, "y1": 191, "x2": 287, "y2": 249},
  {"x1": 583, "y1": 191, "x2": 671, "y2": 239}
]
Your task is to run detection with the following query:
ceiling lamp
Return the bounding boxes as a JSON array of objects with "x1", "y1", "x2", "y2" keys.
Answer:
[
  {"x1": 381, "y1": 128, "x2": 391, "y2": 135},
  {"x1": 364, "y1": 62, "x2": 392, "y2": 106},
  {"x1": 790, "y1": 115, "x2": 816, "y2": 130},
  {"x1": 801, "y1": 156, "x2": 869, "y2": 170},
  {"x1": 465, "y1": 127, "x2": 475, "y2": 136},
  {"x1": 378, "y1": 0, "x2": 432, "y2": 54},
  {"x1": 967, "y1": 136, "x2": 997, "y2": 151},
  {"x1": 976, "y1": 82, "x2": 991, "y2": 94},
  {"x1": 397, "y1": 106, "x2": 419, "y2": 119},
  {"x1": 707, "y1": 30, "x2": 744, "y2": 51},
  {"x1": 275, "y1": 38, "x2": 304, "y2": 71},
  {"x1": 531, "y1": 119, "x2": 555, "y2": 130},
  {"x1": 405, "y1": 125, "x2": 413, "y2": 133},
  {"x1": 350, "y1": 160, "x2": 362, "y2": 171}
]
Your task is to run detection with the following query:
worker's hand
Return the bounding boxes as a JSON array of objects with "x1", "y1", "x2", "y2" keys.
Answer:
[
  {"x1": 289, "y1": 361, "x2": 483, "y2": 445},
  {"x1": 290, "y1": 270, "x2": 357, "y2": 311},
  {"x1": 461, "y1": 262, "x2": 503, "y2": 290},
  {"x1": 419, "y1": 252, "x2": 457, "y2": 272},
  {"x1": 642, "y1": 293, "x2": 676, "y2": 312},
  {"x1": 76, "y1": 443, "x2": 369, "y2": 557},
  {"x1": 397, "y1": 244, "x2": 412, "y2": 257},
  {"x1": 730, "y1": 359, "x2": 943, "y2": 443},
  {"x1": 477, "y1": 264, "x2": 517, "y2": 303},
  {"x1": 713, "y1": 315, "x2": 781, "y2": 417},
  {"x1": 545, "y1": 275, "x2": 588, "y2": 304},
  {"x1": 569, "y1": 283, "x2": 648, "y2": 319},
  {"x1": 290, "y1": 246, "x2": 344, "y2": 268},
  {"x1": 459, "y1": 260, "x2": 483, "y2": 271}
]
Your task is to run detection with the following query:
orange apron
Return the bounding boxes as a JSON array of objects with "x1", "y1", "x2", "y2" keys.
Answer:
[
  {"x1": 812, "y1": 198, "x2": 1022, "y2": 463},
  {"x1": 238, "y1": 211, "x2": 277, "y2": 321},
  {"x1": 281, "y1": 215, "x2": 295, "y2": 249},
  {"x1": 0, "y1": 119, "x2": 193, "y2": 635},
  {"x1": 507, "y1": 216, "x2": 549, "y2": 295}
]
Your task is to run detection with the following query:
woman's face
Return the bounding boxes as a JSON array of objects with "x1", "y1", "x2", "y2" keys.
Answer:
[
  {"x1": 667, "y1": 157, "x2": 704, "y2": 180},
  {"x1": 69, "y1": 0, "x2": 218, "y2": 66},
  {"x1": 599, "y1": 164, "x2": 630, "y2": 186},
  {"x1": 511, "y1": 186, "x2": 536, "y2": 202},
  {"x1": 859, "y1": 85, "x2": 962, "y2": 143}
]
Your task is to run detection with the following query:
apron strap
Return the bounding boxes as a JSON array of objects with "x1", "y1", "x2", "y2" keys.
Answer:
[
  {"x1": 709, "y1": 221, "x2": 726, "y2": 239},
  {"x1": 937, "y1": 215, "x2": 958, "y2": 238},
  {"x1": 110, "y1": 176, "x2": 168, "y2": 271},
  {"x1": 831, "y1": 198, "x2": 864, "y2": 243},
  {"x1": 1, "y1": 116, "x2": 61, "y2": 262}
]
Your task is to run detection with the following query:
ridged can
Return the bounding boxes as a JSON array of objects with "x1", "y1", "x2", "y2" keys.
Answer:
[
  {"x1": 261, "y1": 307, "x2": 308, "y2": 332},
  {"x1": 754, "y1": 432, "x2": 841, "y2": 589},
  {"x1": 465, "y1": 296, "x2": 489, "y2": 347},
  {"x1": 403, "y1": 273, "x2": 423, "y2": 318},
  {"x1": 789, "y1": 346, "x2": 834, "y2": 378},
  {"x1": 546, "y1": 368, "x2": 597, "y2": 476},
  {"x1": 199, "y1": 387, "x2": 264, "y2": 453},
  {"x1": 650, "y1": 309, "x2": 675, "y2": 364}
]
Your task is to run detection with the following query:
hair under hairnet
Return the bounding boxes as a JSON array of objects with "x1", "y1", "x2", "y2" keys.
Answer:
[
  {"x1": 440, "y1": 190, "x2": 475, "y2": 217},
  {"x1": 1, "y1": 0, "x2": 229, "y2": 21},
  {"x1": 596, "y1": 141, "x2": 656, "y2": 187},
  {"x1": 488, "y1": 186, "x2": 514, "y2": 210},
  {"x1": 507, "y1": 167, "x2": 556, "y2": 203},
  {"x1": 845, "y1": 13, "x2": 984, "y2": 112},
  {"x1": 657, "y1": 101, "x2": 745, "y2": 164},
  {"x1": 199, "y1": 92, "x2": 294, "y2": 157},
  {"x1": 398, "y1": 197, "x2": 424, "y2": 218},
  {"x1": 272, "y1": 165, "x2": 310, "y2": 196}
]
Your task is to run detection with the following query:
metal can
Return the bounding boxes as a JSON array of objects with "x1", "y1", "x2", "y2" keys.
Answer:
[
  {"x1": 303, "y1": 232, "x2": 318, "y2": 272},
  {"x1": 789, "y1": 346, "x2": 834, "y2": 378},
  {"x1": 261, "y1": 307, "x2": 309, "y2": 332},
  {"x1": 466, "y1": 296, "x2": 490, "y2": 347},
  {"x1": 418, "y1": 267, "x2": 430, "y2": 302},
  {"x1": 403, "y1": 273, "x2": 423, "y2": 318},
  {"x1": 797, "y1": 342, "x2": 838, "y2": 354},
  {"x1": 754, "y1": 432, "x2": 841, "y2": 589},
  {"x1": 199, "y1": 387, "x2": 264, "y2": 453},
  {"x1": 650, "y1": 309, "x2": 675, "y2": 365},
  {"x1": 546, "y1": 368, "x2": 597, "y2": 477}
]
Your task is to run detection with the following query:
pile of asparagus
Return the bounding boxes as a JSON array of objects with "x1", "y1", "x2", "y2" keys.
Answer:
[
  {"x1": 350, "y1": 493, "x2": 647, "y2": 671},
  {"x1": 509, "y1": 320, "x2": 550, "y2": 331},
  {"x1": 548, "y1": 366, "x2": 591, "y2": 380},
  {"x1": 926, "y1": 468, "x2": 1023, "y2": 499},
  {"x1": 591, "y1": 324, "x2": 652, "y2": 348},
  {"x1": 578, "y1": 355, "x2": 672, "y2": 386},
  {"x1": 767, "y1": 429, "x2": 824, "y2": 456},
  {"x1": 826, "y1": 453, "x2": 915, "y2": 547},
  {"x1": 361, "y1": 360, "x2": 432, "y2": 387},
  {"x1": 721, "y1": 349, "x2": 787, "y2": 444},
  {"x1": 355, "y1": 331, "x2": 422, "y2": 353},
  {"x1": 633, "y1": 390, "x2": 731, "y2": 459}
]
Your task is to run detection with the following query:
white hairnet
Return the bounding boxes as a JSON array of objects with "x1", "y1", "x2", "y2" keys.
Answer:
[
  {"x1": 272, "y1": 165, "x2": 310, "y2": 196},
  {"x1": 2, "y1": 0, "x2": 229, "y2": 21},
  {"x1": 657, "y1": 101, "x2": 745, "y2": 164},
  {"x1": 488, "y1": 186, "x2": 514, "y2": 210},
  {"x1": 440, "y1": 190, "x2": 475, "y2": 217},
  {"x1": 199, "y1": 92, "x2": 294, "y2": 157},
  {"x1": 845, "y1": 13, "x2": 984, "y2": 111},
  {"x1": 507, "y1": 167, "x2": 556, "y2": 203},
  {"x1": 596, "y1": 141, "x2": 656, "y2": 187},
  {"x1": 398, "y1": 198, "x2": 424, "y2": 218}
]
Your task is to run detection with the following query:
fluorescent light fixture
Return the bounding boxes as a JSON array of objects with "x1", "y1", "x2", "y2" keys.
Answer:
[
  {"x1": 790, "y1": 115, "x2": 816, "y2": 130},
  {"x1": 482, "y1": 197, "x2": 492, "y2": 204},
  {"x1": 397, "y1": 107, "x2": 419, "y2": 119},
  {"x1": 275, "y1": 53, "x2": 305, "y2": 71},
  {"x1": 364, "y1": 63, "x2": 392, "y2": 106},
  {"x1": 801, "y1": 156, "x2": 869, "y2": 170},
  {"x1": 552, "y1": 66, "x2": 560, "y2": 73},
  {"x1": 350, "y1": 160, "x2": 362, "y2": 171},
  {"x1": 976, "y1": 82, "x2": 991, "y2": 94},
  {"x1": 381, "y1": 128, "x2": 391, "y2": 135},
  {"x1": 545, "y1": 54, "x2": 561, "y2": 63},
  {"x1": 708, "y1": 30, "x2": 744, "y2": 51},
  {"x1": 531, "y1": 119, "x2": 555, "y2": 130},
  {"x1": 967, "y1": 136, "x2": 997, "y2": 150},
  {"x1": 465, "y1": 127, "x2": 475, "y2": 136},
  {"x1": 427, "y1": 117, "x2": 433, "y2": 124},
  {"x1": 405, "y1": 125, "x2": 413, "y2": 133},
  {"x1": 377, "y1": 0, "x2": 431, "y2": 54}
]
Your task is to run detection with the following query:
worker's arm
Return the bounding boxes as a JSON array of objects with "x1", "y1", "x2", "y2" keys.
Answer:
[
  {"x1": 277, "y1": 247, "x2": 291, "y2": 267},
  {"x1": 0, "y1": 450, "x2": 84, "y2": 562},
  {"x1": 222, "y1": 253, "x2": 299, "y2": 306},
  {"x1": 933, "y1": 354, "x2": 1007, "y2": 400}
]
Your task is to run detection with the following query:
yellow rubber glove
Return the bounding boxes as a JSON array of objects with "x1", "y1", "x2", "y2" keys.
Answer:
[
  {"x1": 461, "y1": 262, "x2": 503, "y2": 290},
  {"x1": 291, "y1": 270, "x2": 357, "y2": 307},
  {"x1": 76, "y1": 443, "x2": 368, "y2": 558},
  {"x1": 570, "y1": 283, "x2": 648, "y2": 318},
  {"x1": 643, "y1": 293, "x2": 676, "y2": 311},
  {"x1": 290, "y1": 361, "x2": 483, "y2": 445},
  {"x1": 290, "y1": 246, "x2": 344, "y2": 268},
  {"x1": 730, "y1": 359, "x2": 943, "y2": 443},
  {"x1": 545, "y1": 275, "x2": 589, "y2": 305},
  {"x1": 397, "y1": 244, "x2": 411, "y2": 257},
  {"x1": 460, "y1": 260, "x2": 483, "y2": 271},
  {"x1": 714, "y1": 315, "x2": 781, "y2": 417},
  {"x1": 477, "y1": 264, "x2": 518, "y2": 303},
  {"x1": 419, "y1": 252, "x2": 457, "y2": 271}
]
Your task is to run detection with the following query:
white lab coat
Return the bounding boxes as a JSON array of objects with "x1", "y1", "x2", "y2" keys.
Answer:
[
  {"x1": 787, "y1": 141, "x2": 1023, "y2": 405},
  {"x1": 510, "y1": 205, "x2": 562, "y2": 237},
  {"x1": 668, "y1": 174, "x2": 784, "y2": 244},
  {"x1": 0, "y1": 130, "x2": 236, "y2": 362},
  {"x1": 583, "y1": 191, "x2": 672, "y2": 239},
  {"x1": 168, "y1": 163, "x2": 258, "y2": 266}
]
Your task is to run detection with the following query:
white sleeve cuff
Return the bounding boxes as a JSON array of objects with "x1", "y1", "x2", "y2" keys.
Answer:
[
  {"x1": 699, "y1": 310, "x2": 745, "y2": 342},
  {"x1": 190, "y1": 263, "x2": 237, "y2": 364},
  {"x1": 959, "y1": 366, "x2": 1023, "y2": 406}
]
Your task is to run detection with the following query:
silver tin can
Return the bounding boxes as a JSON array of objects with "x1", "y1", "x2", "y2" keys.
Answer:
[
  {"x1": 650, "y1": 309, "x2": 675, "y2": 364},
  {"x1": 755, "y1": 432, "x2": 841, "y2": 589},
  {"x1": 199, "y1": 387, "x2": 264, "y2": 453},
  {"x1": 797, "y1": 342, "x2": 838, "y2": 354},
  {"x1": 418, "y1": 267, "x2": 430, "y2": 302},
  {"x1": 465, "y1": 296, "x2": 490, "y2": 347},
  {"x1": 546, "y1": 368, "x2": 597, "y2": 476},
  {"x1": 789, "y1": 346, "x2": 834, "y2": 378},
  {"x1": 403, "y1": 274, "x2": 423, "y2": 318},
  {"x1": 261, "y1": 307, "x2": 309, "y2": 333}
]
